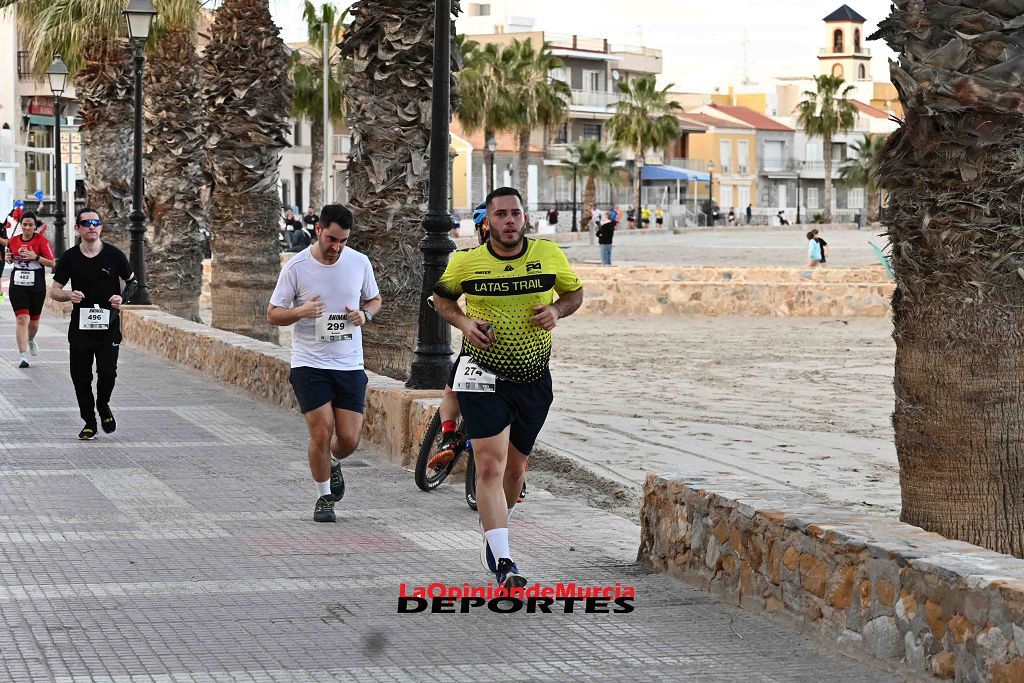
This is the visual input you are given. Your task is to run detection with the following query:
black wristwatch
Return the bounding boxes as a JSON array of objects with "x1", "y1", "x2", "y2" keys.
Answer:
[{"x1": 362, "y1": 309, "x2": 373, "y2": 322}]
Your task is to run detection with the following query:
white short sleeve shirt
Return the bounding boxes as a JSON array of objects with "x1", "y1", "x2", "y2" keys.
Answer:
[{"x1": 269, "y1": 246, "x2": 381, "y2": 370}]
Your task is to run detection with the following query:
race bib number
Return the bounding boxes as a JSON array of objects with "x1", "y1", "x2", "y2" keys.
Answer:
[
  {"x1": 79, "y1": 306, "x2": 110, "y2": 331},
  {"x1": 12, "y1": 269, "x2": 34, "y2": 287},
  {"x1": 315, "y1": 313, "x2": 353, "y2": 342},
  {"x1": 453, "y1": 356, "x2": 496, "y2": 393}
]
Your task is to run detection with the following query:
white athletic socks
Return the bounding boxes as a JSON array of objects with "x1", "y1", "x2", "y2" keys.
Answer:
[
  {"x1": 315, "y1": 479, "x2": 332, "y2": 497},
  {"x1": 485, "y1": 528, "x2": 511, "y2": 562}
]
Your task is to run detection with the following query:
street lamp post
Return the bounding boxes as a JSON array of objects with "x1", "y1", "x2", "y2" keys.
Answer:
[
  {"x1": 796, "y1": 164, "x2": 802, "y2": 225},
  {"x1": 122, "y1": 0, "x2": 156, "y2": 305},
  {"x1": 46, "y1": 54, "x2": 68, "y2": 257},
  {"x1": 568, "y1": 147, "x2": 579, "y2": 232},
  {"x1": 706, "y1": 161, "x2": 714, "y2": 226},
  {"x1": 407, "y1": 0, "x2": 455, "y2": 389},
  {"x1": 485, "y1": 135, "x2": 496, "y2": 195}
]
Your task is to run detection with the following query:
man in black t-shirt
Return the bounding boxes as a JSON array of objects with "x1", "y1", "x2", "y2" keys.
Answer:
[{"x1": 50, "y1": 208, "x2": 137, "y2": 441}]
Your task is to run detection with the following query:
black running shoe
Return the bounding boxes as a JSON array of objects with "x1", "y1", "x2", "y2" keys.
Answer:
[
  {"x1": 100, "y1": 416, "x2": 116, "y2": 434},
  {"x1": 78, "y1": 426, "x2": 97, "y2": 441},
  {"x1": 494, "y1": 558, "x2": 527, "y2": 589},
  {"x1": 330, "y1": 461, "x2": 345, "y2": 501},
  {"x1": 313, "y1": 495, "x2": 336, "y2": 523}
]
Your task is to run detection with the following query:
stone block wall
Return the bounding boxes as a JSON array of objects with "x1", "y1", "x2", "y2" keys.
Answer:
[{"x1": 639, "y1": 473, "x2": 1024, "y2": 681}]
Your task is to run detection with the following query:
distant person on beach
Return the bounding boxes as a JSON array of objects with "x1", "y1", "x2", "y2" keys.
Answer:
[
  {"x1": 746, "y1": 204, "x2": 752, "y2": 224},
  {"x1": 596, "y1": 213, "x2": 615, "y2": 266},
  {"x1": 727, "y1": 208, "x2": 736, "y2": 225},
  {"x1": 812, "y1": 228, "x2": 828, "y2": 265},
  {"x1": 807, "y1": 230, "x2": 825, "y2": 267},
  {"x1": 778, "y1": 209, "x2": 790, "y2": 226}
]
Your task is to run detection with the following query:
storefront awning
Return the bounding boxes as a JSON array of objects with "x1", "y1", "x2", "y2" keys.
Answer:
[{"x1": 641, "y1": 165, "x2": 711, "y2": 182}]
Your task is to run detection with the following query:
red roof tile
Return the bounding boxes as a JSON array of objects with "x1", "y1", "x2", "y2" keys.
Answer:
[
  {"x1": 682, "y1": 112, "x2": 753, "y2": 130},
  {"x1": 709, "y1": 104, "x2": 794, "y2": 131}
]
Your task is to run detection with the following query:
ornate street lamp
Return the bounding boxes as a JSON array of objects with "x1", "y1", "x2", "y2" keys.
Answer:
[
  {"x1": 46, "y1": 54, "x2": 68, "y2": 257},
  {"x1": 706, "y1": 161, "x2": 715, "y2": 226},
  {"x1": 122, "y1": 0, "x2": 156, "y2": 304},
  {"x1": 407, "y1": 0, "x2": 455, "y2": 389},
  {"x1": 796, "y1": 161, "x2": 803, "y2": 224}
]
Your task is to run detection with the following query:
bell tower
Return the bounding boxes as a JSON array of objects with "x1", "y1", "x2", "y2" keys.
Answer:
[{"x1": 818, "y1": 4, "x2": 873, "y2": 102}]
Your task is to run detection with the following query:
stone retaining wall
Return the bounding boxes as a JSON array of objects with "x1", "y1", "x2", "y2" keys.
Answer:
[
  {"x1": 202, "y1": 261, "x2": 894, "y2": 318},
  {"x1": 639, "y1": 473, "x2": 1024, "y2": 681}
]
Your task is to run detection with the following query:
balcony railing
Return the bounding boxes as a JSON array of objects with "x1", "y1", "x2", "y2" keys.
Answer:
[
  {"x1": 819, "y1": 47, "x2": 871, "y2": 56},
  {"x1": 545, "y1": 33, "x2": 608, "y2": 53},
  {"x1": 756, "y1": 157, "x2": 848, "y2": 175},
  {"x1": 332, "y1": 134, "x2": 352, "y2": 155},
  {"x1": 569, "y1": 89, "x2": 621, "y2": 109}
]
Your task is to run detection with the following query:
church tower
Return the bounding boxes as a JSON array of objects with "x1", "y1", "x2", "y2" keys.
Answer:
[{"x1": 817, "y1": 4, "x2": 873, "y2": 103}]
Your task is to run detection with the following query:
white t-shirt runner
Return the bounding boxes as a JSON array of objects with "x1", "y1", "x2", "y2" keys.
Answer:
[{"x1": 269, "y1": 246, "x2": 380, "y2": 371}]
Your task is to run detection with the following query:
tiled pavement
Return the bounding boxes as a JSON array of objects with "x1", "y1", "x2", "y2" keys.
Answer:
[{"x1": 0, "y1": 312, "x2": 900, "y2": 682}]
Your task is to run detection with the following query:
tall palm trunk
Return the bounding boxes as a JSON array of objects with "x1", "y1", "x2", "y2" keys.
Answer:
[
  {"x1": 144, "y1": 27, "x2": 207, "y2": 322},
  {"x1": 482, "y1": 126, "x2": 494, "y2": 195},
  {"x1": 822, "y1": 131, "x2": 833, "y2": 222},
  {"x1": 340, "y1": 0, "x2": 460, "y2": 380},
  {"x1": 632, "y1": 144, "x2": 644, "y2": 225},
  {"x1": 582, "y1": 175, "x2": 596, "y2": 231},
  {"x1": 76, "y1": 39, "x2": 133, "y2": 250},
  {"x1": 517, "y1": 128, "x2": 530, "y2": 206},
  {"x1": 875, "y1": 0, "x2": 1024, "y2": 557},
  {"x1": 202, "y1": 0, "x2": 292, "y2": 343},
  {"x1": 867, "y1": 187, "x2": 880, "y2": 224},
  {"x1": 309, "y1": 118, "x2": 324, "y2": 210}
]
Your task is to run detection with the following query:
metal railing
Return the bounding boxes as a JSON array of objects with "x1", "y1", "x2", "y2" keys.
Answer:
[
  {"x1": 17, "y1": 51, "x2": 40, "y2": 80},
  {"x1": 544, "y1": 33, "x2": 608, "y2": 53},
  {"x1": 570, "y1": 89, "x2": 621, "y2": 108}
]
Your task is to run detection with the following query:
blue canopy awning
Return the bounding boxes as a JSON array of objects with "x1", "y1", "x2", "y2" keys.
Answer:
[{"x1": 641, "y1": 165, "x2": 711, "y2": 182}]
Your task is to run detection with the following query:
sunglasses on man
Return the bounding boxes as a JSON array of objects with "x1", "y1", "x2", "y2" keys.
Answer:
[{"x1": 78, "y1": 219, "x2": 102, "y2": 227}]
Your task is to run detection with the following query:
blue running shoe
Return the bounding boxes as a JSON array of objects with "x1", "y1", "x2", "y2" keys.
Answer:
[{"x1": 494, "y1": 558, "x2": 527, "y2": 589}]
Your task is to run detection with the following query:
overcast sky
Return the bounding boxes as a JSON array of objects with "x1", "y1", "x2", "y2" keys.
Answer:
[{"x1": 264, "y1": 0, "x2": 899, "y2": 92}]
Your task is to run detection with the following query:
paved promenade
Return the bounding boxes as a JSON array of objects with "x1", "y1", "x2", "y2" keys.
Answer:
[{"x1": 0, "y1": 314, "x2": 898, "y2": 682}]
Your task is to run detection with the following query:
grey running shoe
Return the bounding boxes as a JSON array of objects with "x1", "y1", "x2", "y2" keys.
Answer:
[
  {"x1": 313, "y1": 496, "x2": 336, "y2": 523},
  {"x1": 28, "y1": 340, "x2": 38, "y2": 356}
]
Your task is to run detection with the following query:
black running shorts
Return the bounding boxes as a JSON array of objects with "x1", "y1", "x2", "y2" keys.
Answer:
[
  {"x1": 456, "y1": 368, "x2": 552, "y2": 456},
  {"x1": 289, "y1": 366, "x2": 368, "y2": 414},
  {"x1": 9, "y1": 288, "x2": 45, "y2": 319}
]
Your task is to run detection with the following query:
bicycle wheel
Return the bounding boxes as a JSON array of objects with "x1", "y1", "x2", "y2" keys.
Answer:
[
  {"x1": 465, "y1": 449, "x2": 478, "y2": 511},
  {"x1": 414, "y1": 411, "x2": 459, "y2": 491}
]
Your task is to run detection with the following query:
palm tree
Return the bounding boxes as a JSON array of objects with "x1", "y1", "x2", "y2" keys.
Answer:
[
  {"x1": 795, "y1": 74, "x2": 857, "y2": 223},
  {"x1": 290, "y1": 1, "x2": 346, "y2": 212},
  {"x1": 872, "y1": 3, "x2": 1024, "y2": 557},
  {"x1": 340, "y1": 0, "x2": 459, "y2": 380},
  {"x1": 607, "y1": 75, "x2": 681, "y2": 222},
  {"x1": 202, "y1": 0, "x2": 292, "y2": 343},
  {"x1": 6, "y1": 0, "x2": 135, "y2": 249},
  {"x1": 838, "y1": 134, "x2": 886, "y2": 224},
  {"x1": 506, "y1": 39, "x2": 570, "y2": 208},
  {"x1": 7, "y1": 0, "x2": 208, "y2": 319},
  {"x1": 144, "y1": 0, "x2": 208, "y2": 322},
  {"x1": 561, "y1": 139, "x2": 624, "y2": 232},
  {"x1": 457, "y1": 40, "x2": 515, "y2": 196}
]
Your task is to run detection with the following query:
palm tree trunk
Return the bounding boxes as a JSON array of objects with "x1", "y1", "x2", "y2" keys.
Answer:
[
  {"x1": 144, "y1": 27, "x2": 207, "y2": 322},
  {"x1": 340, "y1": 0, "x2": 460, "y2": 380},
  {"x1": 310, "y1": 118, "x2": 324, "y2": 211},
  {"x1": 881, "y1": 109, "x2": 1024, "y2": 557},
  {"x1": 202, "y1": 0, "x2": 292, "y2": 343},
  {"x1": 633, "y1": 146, "x2": 644, "y2": 225},
  {"x1": 517, "y1": 128, "x2": 530, "y2": 207},
  {"x1": 823, "y1": 132, "x2": 833, "y2": 223},
  {"x1": 76, "y1": 39, "x2": 134, "y2": 251},
  {"x1": 867, "y1": 187, "x2": 880, "y2": 224},
  {"x1": 582, "y1": 176, "x2": 596, "y2": 232}
]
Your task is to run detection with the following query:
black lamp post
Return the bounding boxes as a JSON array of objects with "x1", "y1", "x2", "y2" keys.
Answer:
[
  {"x1": 796, "y1": 163, "x2": 802, "y2": 225},
  {"x1": 706, "y1": 161, "x2": 714, "y2": 226},
  {"x1": 46, "y1": 54, "x2": 68, "y2": 257},
  {"x1": 122, "y1": 0, "x2": 155, "y2": 305},
  {"x1": 407, "y1": 0, "x2": 455, "y2": 389}
]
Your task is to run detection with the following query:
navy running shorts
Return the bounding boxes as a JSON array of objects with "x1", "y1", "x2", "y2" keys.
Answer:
[
  {"x1": 289, "y1": 366, "x2": 368, "y2": 414},
  {"x1": 456, "y1": 368, "x2": 552, "y2": 456}
]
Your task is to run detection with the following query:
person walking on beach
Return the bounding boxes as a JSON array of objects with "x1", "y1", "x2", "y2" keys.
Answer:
[
  {"x1": 596, "y1": 213, "x2": 616, "y2": 266},
  {"x1": 807, "y1": 230, "x2": 825, "y2": 267}
]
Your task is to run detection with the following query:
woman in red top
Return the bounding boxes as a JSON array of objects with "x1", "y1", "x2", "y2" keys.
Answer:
[{"x1": 1, "y1": 212, "x2": 56, "y2": 368}]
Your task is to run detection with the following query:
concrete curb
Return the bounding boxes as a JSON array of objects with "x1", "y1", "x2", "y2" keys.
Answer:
[{"x1": 639, "y1": 472, "x2": 1024, "y2": 680}]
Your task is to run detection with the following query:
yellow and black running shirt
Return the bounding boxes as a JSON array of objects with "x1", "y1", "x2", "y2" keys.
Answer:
[{"x1": 434, "y1": 238, "x2": 582, "y2": 383}]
